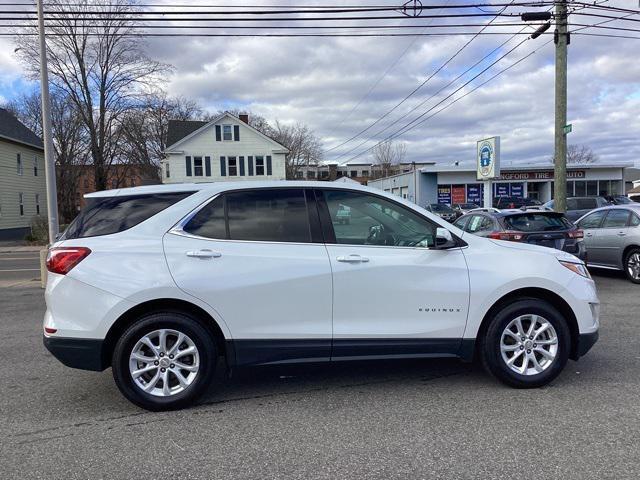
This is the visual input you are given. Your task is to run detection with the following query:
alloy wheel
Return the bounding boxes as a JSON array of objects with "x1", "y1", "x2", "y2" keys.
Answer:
[
  {"x1": 500, "y1": 315, "x2": 558, "y2": 376},
  {"x1": 627, "y1": 252, "x2": 640, "y2": 281},
  {"x1": 128, "y1": 329, "x2": 200, "y2": 397}
]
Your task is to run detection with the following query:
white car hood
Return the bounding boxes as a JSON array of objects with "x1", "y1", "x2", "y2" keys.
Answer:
[{"x1": 488, "y1": 239, "x2": 582, "y2": 263}]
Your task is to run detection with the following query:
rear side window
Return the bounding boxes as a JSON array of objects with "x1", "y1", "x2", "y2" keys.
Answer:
[
  {"x1": 503, "y1": 214, "x2": 571, "y2": 232},
  {"x1": 577, "y1": 210, "x2": 606, "y2": 229},
  {"x1": 183, "y1": 196, "x2": 226, "y2": 239},
  {"x1": 602, "y1": 210, "x2": 630, "y2": 228},
  {"x1": 576, "y1": 198, "x2": 597, "y2": 210},
  {"x1": 63, "y1": 192, "x2": 195, "y2": 239}
]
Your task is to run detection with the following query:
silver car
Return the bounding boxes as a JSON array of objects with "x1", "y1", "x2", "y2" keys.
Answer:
[{"x1": 575, "y1": 205, "x2": 640, "y2": 283}]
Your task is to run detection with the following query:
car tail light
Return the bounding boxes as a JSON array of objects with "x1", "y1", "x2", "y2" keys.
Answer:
[
  {"x1": 489, "y1": 231, "x2": 524, "y2": 241},
  {"x1": 44, "y1": 327, "x2": 57, "y2": 334},
  {"x1": 568, "y1": 229, "x2": 584, "y2": 239},
  {"x1": 46, "y1": 247, "x2": 91, "y2": 275}
]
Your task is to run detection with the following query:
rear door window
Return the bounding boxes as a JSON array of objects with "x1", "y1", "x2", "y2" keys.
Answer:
[
  {"x1": 63, "y1": 192, "x2": 195, "y2": 239},
  {"x1": 576, "y1": 198, "x2": 597, "y2": 210},
  {"x1": 503, "y1": 214, "x2": 571, "y2": 232},
  {"x1": 183, "y1": 196, "x2": 226, "y2": 239},
  {"x1": 602, "y1": 210, "x2": 630, "y2": 228},
  {"x1": 576, "y1": 210, "x2": 606, "y2": 229},
  {"x1": 226, "y1": 189, "x2": 311, "y2": 243}
]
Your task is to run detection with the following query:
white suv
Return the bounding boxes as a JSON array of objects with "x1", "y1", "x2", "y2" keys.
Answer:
[{"x1": 44, "y1": 182, "x2": 599, "y2": 410}]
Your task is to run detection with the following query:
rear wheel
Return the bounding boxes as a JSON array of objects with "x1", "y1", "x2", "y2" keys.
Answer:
[
  {"x1": 480, "y1": 299, "x2": 570, "y2": 388},
  {"x1": 624, "y1": 248, "x2": 640, "y2": 284},
  {"x1": 112, "y1": 312, "x2": 217, "y2": 411}
]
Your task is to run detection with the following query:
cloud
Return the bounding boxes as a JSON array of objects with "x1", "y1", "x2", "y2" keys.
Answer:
[{"x1": 1, "y1": 0, "x2": 638, "y2": 167}]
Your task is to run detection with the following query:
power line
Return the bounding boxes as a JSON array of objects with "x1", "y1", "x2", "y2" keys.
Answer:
[
  {"x1": 326, "y1": 3, "x2": 512, "y2": 154},
  {"x1": 0, "y1": 31, "x2": 563, "y2": 37}
]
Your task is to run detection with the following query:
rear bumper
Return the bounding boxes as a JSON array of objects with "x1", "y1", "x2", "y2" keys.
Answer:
[
  {"x1": 574, "y1": 330, "x2": 599, "y2": 359},
  {"x1": 43, "y1": 335, "x2": 107, "y2": 372}
]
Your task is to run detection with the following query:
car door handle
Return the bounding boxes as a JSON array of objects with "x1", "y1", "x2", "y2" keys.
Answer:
[
  {"x1": 585, "y1": 232, "x2": 593, "y2": 237},
  {"x1": 617, "y1": 232, "x2": 626, "y2": 236},
  {"x1": 336, "y1": 254, "x2": 369, "y2": 263},
  {"x1": 186, "y1": 249, "x2": 222, "y2": 259}
]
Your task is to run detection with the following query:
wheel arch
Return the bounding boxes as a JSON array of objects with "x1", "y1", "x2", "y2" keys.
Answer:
[
  {"x1": 467, "y1": 287, "x2": 580, "y2": 361},
  {"x1": 102, "y1": 298, "x2": 233, "y2": 370},
  {"x1": 622, "y1": 244, "x2": 640, "y2": 264}
]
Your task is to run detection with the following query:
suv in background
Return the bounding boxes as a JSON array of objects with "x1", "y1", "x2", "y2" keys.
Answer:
[
  {"x1": 493, "y1": 197, "x2": 542, "y2": 209},
  {"x1": 424, "y1": 203, "x2": 457, "y2": 222},
  {"x1": 543, "y1": 197, "x2": 610, "y2": 222},
  {"x1": 44, "y1": 182, "x2": 599, "y2": 410},
  {"x1": 452, "y1": 203, "x2": 480, "y2": 218},
  {"x1": 453, "y1": 209, "x2": 585, "y2": 260}
]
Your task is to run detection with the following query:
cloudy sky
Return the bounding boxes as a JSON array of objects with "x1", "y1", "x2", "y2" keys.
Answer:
[{"x1": 1, "y1": 0, "x2": 639, "y2": 167}]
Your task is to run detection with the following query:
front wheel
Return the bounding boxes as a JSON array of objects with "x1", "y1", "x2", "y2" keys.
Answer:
[
  {"x1": 624, "y1": 248, "x2": 640, "y2": 284},
  {"x1": 480, "y1": 299, "x2": 571, "y2": 388},
  {"x1": 112, "y1": 312, "x2": 217, "y2": 411}
]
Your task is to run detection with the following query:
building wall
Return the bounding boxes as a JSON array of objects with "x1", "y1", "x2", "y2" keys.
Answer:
[
  {"x1": 163, "y1": 119, "x2": 287, "y2": 183},
  {"x1": 0, "y1": 140, "x2": 48, "y2": 236}
]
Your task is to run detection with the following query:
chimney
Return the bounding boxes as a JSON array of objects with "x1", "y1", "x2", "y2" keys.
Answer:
[{"x1": 239, "y1": 113, "x2": 249, "y2": 124}]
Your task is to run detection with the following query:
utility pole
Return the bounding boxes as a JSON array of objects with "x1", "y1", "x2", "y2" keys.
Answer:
[
  {"x1": 37, "y1": 0, "x2": 59, "y2": 243},
  {"x1": 553, "y1": 0, "x2": 569, "y2": 213}
]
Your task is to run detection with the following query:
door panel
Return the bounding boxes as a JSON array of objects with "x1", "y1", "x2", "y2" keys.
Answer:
[
  {"x1": 163, "y1": 188, "x2": 333, "y2": 366},
  {"x1": 595, "y1": 209, "x2": 631, "y2": 268},
  {"x1": 319, "y1": 189, "x2": 470, "y2": 358},
  {"x1": 576, "y1": 210, "x2": 607, "y2": 264}
]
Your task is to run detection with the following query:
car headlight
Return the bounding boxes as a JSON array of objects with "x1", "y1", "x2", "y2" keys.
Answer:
[{"x1": 559, "y1": 260, "x2": 591, "y2": 279}]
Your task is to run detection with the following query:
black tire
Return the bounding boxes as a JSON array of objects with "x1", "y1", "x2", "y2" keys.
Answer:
[
  {"x1": 480, "y1": 298, "x2": 571, "y2": 388},
  {"x1": 623, "y1": 248, "x2": 640, "y2": 284},
  {"x1": 112, "y1": 311, "x2": 217, "y2": 411}
]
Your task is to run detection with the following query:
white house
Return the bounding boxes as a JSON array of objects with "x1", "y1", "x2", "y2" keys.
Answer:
[{"x1": 162, "y1": 112, "x2": 288, "y2": 184}]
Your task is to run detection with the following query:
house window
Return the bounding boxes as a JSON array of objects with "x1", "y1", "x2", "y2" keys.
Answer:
[
  {"x1": 165, "y1": 163, "x2": 170, "y2": 178},
  {"x1": 361, "y1": 170, "x2": 369, "y2": 177},
  {"x1": 223, "y1": 125, "x2": 233, "y2": 141},
  {"x1": 34, "y1": 157, "x2": 39, "y2": 176},
  {"x1": 321, "y1": 171, "x2": 329, "y2": 179},
  {"x1": 19, "y1": 193, "x2": 24, "y2": 216},
  {"x1": 296, "y1": 171, "x2": 304, "y2": 179},
  {"x1": 350, "y1": 170, "x2": 358, "y2": 177},
  {"x1": 17, "y1": 153, "x2": 23, "y2": 175},
  {"x1": 255, "y1": 156, "x2": 265, "y2": 176},
  {"x1": 228, "y1": 157, "x2": 238, "y2": 176},
  {"x1": 307, "y1": 170, "x2": 316, "y2": 179},
  {"x1": 111, "y1": 179, "x2": 118, "y2": 189},
  {"x1": 194, "y1": 156, "x2": 204, "y2": 176},
  {"x1": 35, "y1": 194, "x2": 40, "y2": 215}
]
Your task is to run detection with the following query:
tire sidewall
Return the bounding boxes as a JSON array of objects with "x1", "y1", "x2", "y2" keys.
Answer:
[
  {"x1": 624, "y1": 248, "x2": 640, "y2": 284},
  {"x1": 482, "y1": 299, "x2": 571, "y2": 388},
  {"x1": 112, "y1": 313, "x2": 216, "y2": 411}
]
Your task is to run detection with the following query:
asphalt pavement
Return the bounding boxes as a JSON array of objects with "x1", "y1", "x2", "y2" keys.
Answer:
[
  {"x1": 0, "y1": 248, "x2": 42, "y2": 288},
  {"x1": 0, "y1": 269, "x2": 638, "y2": 479}
]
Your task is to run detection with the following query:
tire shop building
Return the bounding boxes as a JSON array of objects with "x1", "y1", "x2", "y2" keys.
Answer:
[{"x1": 368, "y1": 162, "x2": 634, "y2": 207}]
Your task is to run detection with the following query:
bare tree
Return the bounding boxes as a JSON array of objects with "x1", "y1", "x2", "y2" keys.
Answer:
[
  {"x1": 269, "y1": 121, "x2": 323, "y2": 179},
  {"x1": 119, "y1": 93, "x2": 203, "y2": 181},
  {"x1": 550, "y1": 144, "x2": 598, "y2": 165},
  {"x1": 15, "y1": 0, "x2": 169, "y2": 191},
  {"x1": 6, "y1": 91, "x2": 88, "y2": 223},
  {"x1": 372, "y1": 140, "x2": 407, "y2": 178}
]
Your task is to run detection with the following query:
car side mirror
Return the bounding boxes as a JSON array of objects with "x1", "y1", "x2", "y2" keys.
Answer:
[{"x1": 435, "y1": 227, "x2": 457, "y2": 249}]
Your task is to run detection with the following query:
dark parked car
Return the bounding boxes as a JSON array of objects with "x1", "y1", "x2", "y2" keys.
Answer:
[
  {"x1": 425, "y1": 203, "x2": 457, "y2": 222},
  {"x1": 453, "y1": 209, "x2": 585, "y2": 260},
  {"x1": 493, "y1": 196, "x2": 542, "y2": 209},
  {"x1": 604, "y1": 195, "x2": 634, "y2": 205},
  {"x1": 543, "y1": 196, "x2": 610, "y2": 222},
  {"x1": 452, "y1": 203, "x2": 480, "y2": 218}
]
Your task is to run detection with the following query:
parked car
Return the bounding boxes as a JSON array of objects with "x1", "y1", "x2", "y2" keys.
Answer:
[
  {"x1": 493, "y1": 196, "x2": 542, "y2": 209},
  {"x1": 604, "y1": 195, "x2": 634, "y2": 205},
  {"x1": 425, "y1": 203, "x2": 457, "y2": 222},
  {"x1": 575, "y1": 205, "x2": 640, "y2": 283},
  {"x1": 543, "y1": 196, "x2": 610, "y2": 222},
  {"x1": 44, "y1": 182, "x2": 599, "y2": 410},
  {"x1": 453, "y1": 209, "x2": 585, "y2": 260},
  {"x1": 452, "y1": 202, "x2": 480, "y2": 218}
]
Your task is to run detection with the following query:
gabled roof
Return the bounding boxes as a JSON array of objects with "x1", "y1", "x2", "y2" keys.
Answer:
[
  {"x1": 166, "y1": 119, "x2": 209, "y2": 148},
  {"x1": 164, "y1": 112, "x2": 288, "y2": 153},
  {"x1": 0, "y1": 108, "x2": 44, "y2": 150}
]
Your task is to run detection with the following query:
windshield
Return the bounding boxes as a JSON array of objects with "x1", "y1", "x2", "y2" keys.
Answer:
[
  {"x1": 503, "y1": 213, "x2": 572, "y2": 232},
  {"x1": 615, "y1": 196, "x2": 633, "y2": 204},
  {"x1": 430, "y1": 204, "x2": 454, "y2": 213}
]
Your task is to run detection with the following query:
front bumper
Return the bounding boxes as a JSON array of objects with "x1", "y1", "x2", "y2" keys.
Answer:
[
  {"x1": 43, "y1": 335, "x2": 107, "y2": 371},
  {"x1": 574, "y1": 330, "x2": 599, "y2": 359}
]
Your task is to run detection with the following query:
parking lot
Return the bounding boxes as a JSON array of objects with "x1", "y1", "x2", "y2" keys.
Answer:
[{"x1": 1, "y1": 250, "x2": 639, "y2": 479}]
